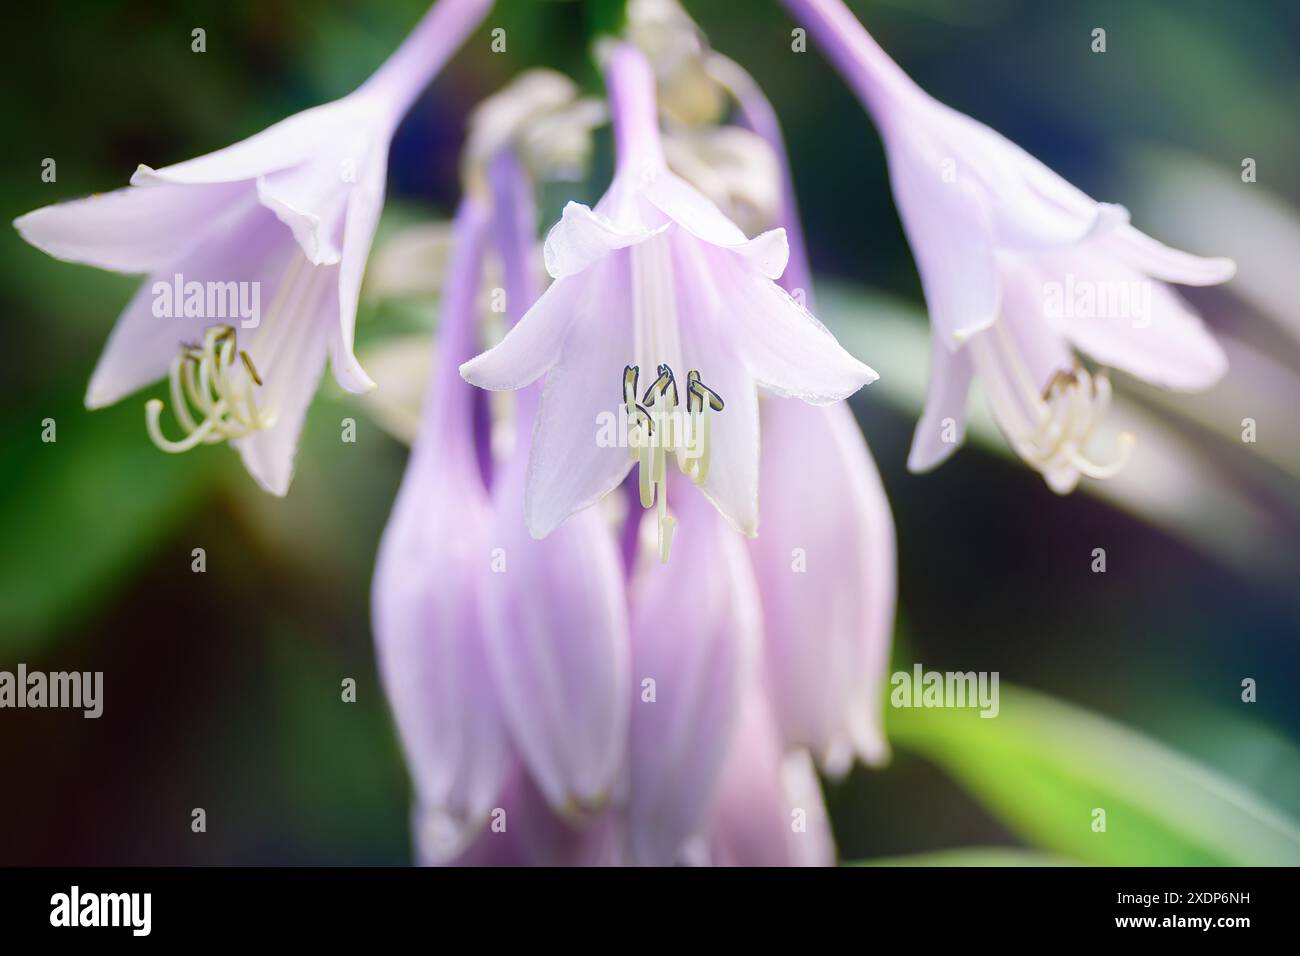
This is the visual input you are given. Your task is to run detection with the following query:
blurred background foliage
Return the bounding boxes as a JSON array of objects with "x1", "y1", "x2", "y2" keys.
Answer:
[{"x1": 1, "y1": 0, "x2": 1298, "y2": 864}]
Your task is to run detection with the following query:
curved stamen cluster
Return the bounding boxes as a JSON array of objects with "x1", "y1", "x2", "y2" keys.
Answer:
[
  {"x1": 622, "y1": 363, "x2": 724, "y2": 562},
  {"x1": 146, "y1": 324, "x2": 274, "y2": 453},
  {"x1": 972, "y1": 321, "x2": 1134, "y2": 488}
]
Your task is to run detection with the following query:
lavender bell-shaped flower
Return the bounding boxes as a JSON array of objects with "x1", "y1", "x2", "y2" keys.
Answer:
[
  {"x1": 14, "y1": 0, "x2": 492, "y2": 494},
  {"x1": 784, "y1": 0, "x2": 1235, "y2": 492},
  {"x1": 697, "y1": 43, "x2": 895, "y2": 773},
  {"x1": 705, "y1": 693, "x2": 835, "y2": 867},
  {"x1": 752, "y1": 397, "x2": 895, "y2": 772},
  {"x1": 372, "y1": 197, "x2": 509, "y2": 865},
  {"x1": 460, "y1": 44, "x2": 876, "y2": 559},
  {"x1": 446, "y1": 765, "x2": 624, "y2": 867},
  {"x1": 477, "y1": 148, "x2": 632, "y2": 817},
  {"x1": 625, "y1": 476, "x2": 759, "y2": 865}
]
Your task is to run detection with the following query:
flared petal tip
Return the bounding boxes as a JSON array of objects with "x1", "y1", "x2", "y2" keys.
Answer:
[
  {"x1": 83, "y1": 379, "x2": 116, "y2": 412},
  {"x1": 458, "y1": 355, "x2": 505, "y2": 391},
  {"x1": 236, "y1": 440, "x2": 295, "y2": 498},
  {"x1": 949, "y1": 315, "x2": 997, "y2": 348},
  {"x1": 129, "y1": 164, "x2": 160, "y2": 187},
  {"x1": 524, "y1": 508, "x2": 562, "y2": 541},
  {"x1": 1200, "y1": 256, "x2": 1237, "y2": 285},
  {"x1": 13, "y1": 207, "x2": 67, "y2": 259},
  {"x1": 330, "y1": 350, "x2": 377, "y2": 395},
  {"x1": 256, "y1": 178, "x2": 344, "y2": 267},
  {"x1": 906, "y1": 434, "x2": 961, "y2": 474}
]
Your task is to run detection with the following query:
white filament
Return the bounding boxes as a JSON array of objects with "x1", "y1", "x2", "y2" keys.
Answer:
[{"x1": 970, "y1": 320, "x2": 1134, "y2": 490}]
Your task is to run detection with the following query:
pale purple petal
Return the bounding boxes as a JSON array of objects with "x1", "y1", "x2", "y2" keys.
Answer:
[
  {"x1": 83, "y1": 202, "x2": 286, "y2": 409},
  {"x1": 645, "y1": 171, "x2": 790, "y2": 279},
  {"x1": 1035, "y1": 247, "x2": 1228, "y2": 390},
  {"x1": 233, "y1": 278, "x2": 333, "y2": 496},
  {"x1": 459, "y1": 276, "x2": 583, "y2": 391},
  {"x1": 542, "y1": 200, "x2": 662, "y2": 279},
  {"x1": 707, "y1": 694, "x2": 835, "y2": 866},
  {"x1": 330, "y1": 139, "x2": 391, "y2": 394},
  {"x1": 689, "y1": 241, "x2": 876, "y2": 402},
  {"x1": 14, "y1": 180, "x2": 251, "y2": 274},
  {"x1": 480, "y1": 453, "x2": 632, "y2": 813},
  {"x1": 132, "y1": 98, "x2": 376, "y2": 187},
  {"x1": 750, "y1": 399, "x2": 894, "y2": 772},
  {"x1": 521, "y1": 256, "x2": 637, "y2": 538},
  {"x1": 626, "y1": 482, "x2": 758, "y2": 865},
  {"x1": 375, "y1": 196, "x2": 510, "y2": 863},
  {"x1": 1102, "y1": 221, "x2": 1238, "y2": 286},
  {"x1": 907, "y1": 330, "x2": 975, "y2": 472},
  {"x1": 883, "y1": 119, "x2": 1001, "y2": 344}
]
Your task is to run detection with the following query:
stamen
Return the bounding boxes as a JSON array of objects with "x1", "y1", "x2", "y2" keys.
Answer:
[
  {"x1": 143, "y1": 250, "x2": 329, "y2": 456},
  {"x1": 146, "y1": 324, "x2": 275, "y2": 454},
  {"x1": 620, "y1": 364, "x2": 722, "y2": 562},
  {"x1": 972, "y1": 323, "x2": 1134, "y2": 491}
]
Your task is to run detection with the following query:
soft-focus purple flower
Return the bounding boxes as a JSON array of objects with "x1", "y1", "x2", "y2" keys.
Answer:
[
  {"x1": 784, "y1": 0, "x2": 1235, "y2": 492},
  {"x1": 14, "y1": 0, "x2": 491, "y2": 494},
  {"x1": 705, "y1": 47, "x2": 896, "y2": 775},
  {"x1": 438, "y1": 764, "x2": 624, "y2": 867},
  {"x1": 705, "y1": 693, "x2": 835, "y2": 866},
  {"x1": 477, "y1": 150, "x2": 632, "y2": 816},
  {"x1": 625, "y1": 477, "x2": 759, "y2": 865},
  {"x1": 751, "y1": 398, "x2": 894, "y2": 773},
  {"x1": 372, "y1": 196, "x2": 510, "y2": 865},
  {"x1": 460, "y1": 44, "x2": 876, "y2": 556}
]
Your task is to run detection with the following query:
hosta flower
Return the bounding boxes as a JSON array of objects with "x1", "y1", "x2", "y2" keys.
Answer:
[
  {"x1": 430, "y1": 764, "x2": 624, "y2": 867},
  {"x1": 372, "y1": 197, "x2": 509, "y2": 864},
  {"x1": 688, "y1": 38, "x2": 897, "y2": 776},
  {"x1": 476, "y1": 149, "x2": 631, "y2": 817},
  {"x1": 625, "y1": 478, "x2": 758, "y2": 865},
  {"x1": 784, "y1": 0, "x2": 1234, "y2": 492},
  {"x1": 13, "y1": 0, "x2": 491, "y2": 494},
  {"x1": 460, "y1": 43, "x2": 876, "y2": 558},
  {"x1": 705, "y1": 694, "x2": 835, "y2": 867},
  {"x1": 751, "y1": 398, "x2": 895, "y2": 773}
]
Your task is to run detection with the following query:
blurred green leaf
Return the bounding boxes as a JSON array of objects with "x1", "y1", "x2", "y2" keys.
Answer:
[
  {"x1": 0, "y1": 394, "x2": 221, "y2": 655},
  {"x1": 889, "y1": 684, "x2": 1300, "y2": 865}
]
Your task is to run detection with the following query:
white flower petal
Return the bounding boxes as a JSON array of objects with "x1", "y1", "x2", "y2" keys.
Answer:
[
  {"x1": 907, "y1": 330, "x2": 975, "y2": 472},
  {"x1": 84, "y1": 203, "x2": 285, "y2": 408},
  {"x1": 941, "y1": 105, "x2": 1111, "y2": 250},
  {"x1": 459, "y1": 273, "x2": 583, "y2": 391},
  {"x1": 1102, "y1": 222, "x2": 1237, "y2": 287},
  {"x1": 1038, "y1": 247, "x2": 1228, "y2": 391},
  {"x1": 330, "y1": 141, "x2": 391, "y2": 394},
  {"x1": 523, "y1": 257, "x2": 637, "y2": 537},
  {"x1": 14, "y1": 180, "x2": 251, "y2": 274},
  {"x1": 542, "y1": 200, "x2": 663, "y2": 279},
  {"x1": 883, "y1": 119, "x2": 1001, "y2": 344},
  {"x1": 645, "y1": 171, "x2": 790, "y2": 279},
  {"x1": 233, "y1": 265, "x2": 338, "y2": 496},
  {"x1": 131, "y1": 98, "x2": 372, "y2": 186},
  {"x1": 714, "y1": 252, "x2": 877, "y2": 403}
]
